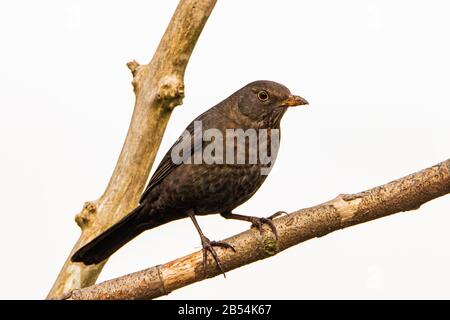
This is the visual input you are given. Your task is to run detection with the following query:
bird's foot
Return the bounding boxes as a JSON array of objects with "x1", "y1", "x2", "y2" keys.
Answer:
[
  {"x1": 200, "y1": 236, "x2": 236, "y2": 277},
  {"x1": 249, "y1": 211, "x2": 286, "y2": 240}
]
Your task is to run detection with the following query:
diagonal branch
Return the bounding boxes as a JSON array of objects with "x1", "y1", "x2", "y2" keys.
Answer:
[
  {"x1": 67, "y1": 159, "x2": 450, "y2": 300},
  {"x1": 47, "y1": 0, "x2": 217, "y2": 299}
]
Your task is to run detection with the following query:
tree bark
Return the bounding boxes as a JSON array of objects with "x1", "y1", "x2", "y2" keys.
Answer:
[
  {"x1": 47, "y1": 0, "x2": 217, "y2": 299},
  {"x1": 67, "y1": 159, "x2": 450, "y2": 300}
]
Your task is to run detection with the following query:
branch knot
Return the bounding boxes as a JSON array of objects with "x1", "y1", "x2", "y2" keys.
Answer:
[
  {"x1": 156, "y1": 75, "x2": 185, "y2": 110},
  {"x1": 75, "y1": 201, "x2": 97, "y2": 230}
]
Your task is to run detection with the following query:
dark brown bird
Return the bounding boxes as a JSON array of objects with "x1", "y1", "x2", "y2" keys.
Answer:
[{"x1": 71, "y1": 80, "x2": 308, "y2": 273}]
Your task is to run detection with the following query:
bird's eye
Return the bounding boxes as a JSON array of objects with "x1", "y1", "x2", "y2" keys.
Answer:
[{"x1": 257, "y1": 90, "x2": 269, "y2": 101}]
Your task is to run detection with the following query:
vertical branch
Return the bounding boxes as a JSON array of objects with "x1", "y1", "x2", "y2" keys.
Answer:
[{"x1": 47, "y1": 0, "x2": 217, "y2": 299}]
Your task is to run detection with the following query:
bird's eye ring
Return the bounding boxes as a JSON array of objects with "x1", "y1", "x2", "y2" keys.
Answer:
[{"x1": 257, "y1": 90, "x2": 269, "y2": 101}]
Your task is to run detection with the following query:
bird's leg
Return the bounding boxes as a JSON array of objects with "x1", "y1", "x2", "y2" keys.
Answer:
[
  {"x1": 188, "y1": 212, "x2": 236, "y2": 277},
  {"x1": 220, "y1": 211, "x2": 286, "y2": 240}
]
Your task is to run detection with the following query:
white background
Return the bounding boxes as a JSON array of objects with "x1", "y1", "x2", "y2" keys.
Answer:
[{"x1": 0, "y1": 0, "x2": 449, "y2": 299}]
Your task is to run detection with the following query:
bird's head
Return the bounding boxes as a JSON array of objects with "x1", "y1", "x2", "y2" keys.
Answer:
[{"x1": 236, "y1": 80, "x2": 308, "y2": 125}]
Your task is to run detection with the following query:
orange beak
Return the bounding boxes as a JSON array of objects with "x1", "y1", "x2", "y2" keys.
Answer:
[{"x1": 281, "y1": 95, "x2": 309, "y2": 107}]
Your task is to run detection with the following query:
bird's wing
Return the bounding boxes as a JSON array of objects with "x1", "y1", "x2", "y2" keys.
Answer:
[
  {"x1": 139, "y1": 154, "x2": 175, "y2": 203},
  {"x1": 139, "y1": 119, "x2": 201, "y2": 203}
]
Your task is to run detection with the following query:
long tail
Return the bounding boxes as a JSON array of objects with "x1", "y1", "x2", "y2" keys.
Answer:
[{"x1": 71, "y1": 205, "x2": 149, "y2": 265}]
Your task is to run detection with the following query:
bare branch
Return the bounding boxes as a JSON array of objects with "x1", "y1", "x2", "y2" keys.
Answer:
[
  {"x1": 67, "y1": 159, "x2": 450, "y2": 300},
  {"x1": 47, "y1": 0, "x2": 217, "y2": 299}
]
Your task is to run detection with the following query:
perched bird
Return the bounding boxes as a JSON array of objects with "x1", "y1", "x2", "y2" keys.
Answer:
[{"x1": 71, "y1": 80, "x2": 308, "y2": 273}]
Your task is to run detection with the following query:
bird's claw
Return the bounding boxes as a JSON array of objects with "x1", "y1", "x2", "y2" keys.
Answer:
[
  {"x1": 200, "y1": 236, "x2": 236, "y2": 277},
  {"x1": 268, "y1": 210, "x2": 288, "y2": 220},
  {"x1": 250, "y1": 212, "x2": 284, "y2": 240}
]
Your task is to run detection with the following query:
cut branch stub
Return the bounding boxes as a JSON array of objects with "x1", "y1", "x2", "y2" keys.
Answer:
[{"x1": 126, "y1": 60, "x2": 140, "y2": 76}]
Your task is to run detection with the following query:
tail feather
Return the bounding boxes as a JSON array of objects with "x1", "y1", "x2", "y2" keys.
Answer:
[{"x1": 71, "y1": 205, "x2": 147, "y2": 265}]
